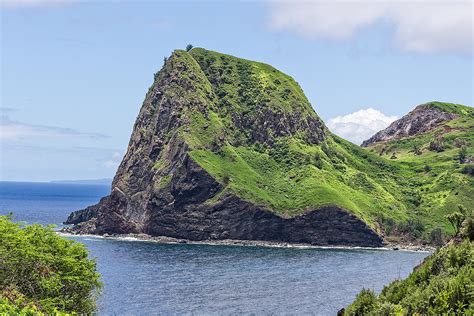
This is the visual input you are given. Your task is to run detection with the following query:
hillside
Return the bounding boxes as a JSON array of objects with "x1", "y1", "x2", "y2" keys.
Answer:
[
  {"x1": 345, "y1": 239, "x2": 473, "y2": 315},
  {"x1": 344, "y1": 213, "x2": 474, "y2": 315},
  {"x1": 65, "y1": 48, "x2": 472, "y2": 246},
  {"x1": 362, "y1": 102, "x2": 474, "y2": 237}
]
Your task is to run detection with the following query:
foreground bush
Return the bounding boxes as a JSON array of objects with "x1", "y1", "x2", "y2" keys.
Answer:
[
  {"x1": 345, "y1": 239, "x2": 473, "y2": 315},
  {"x1": 0, "y1": 216, "x2": 101, "y2": 314}
]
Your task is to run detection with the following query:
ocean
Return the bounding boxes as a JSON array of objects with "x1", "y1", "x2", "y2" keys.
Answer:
[{"x1": 0, "y1": 181, "x2": 428, "y2": 315}]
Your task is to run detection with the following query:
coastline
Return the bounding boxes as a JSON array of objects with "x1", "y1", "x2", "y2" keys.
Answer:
[{"x1": 59, "y1": 231, "x2": 434, "y2": 252}]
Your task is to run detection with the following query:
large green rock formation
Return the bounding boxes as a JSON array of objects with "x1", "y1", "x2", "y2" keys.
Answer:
[{"x1": 65, "y1": 48, "x2": 473, "y2": 246}]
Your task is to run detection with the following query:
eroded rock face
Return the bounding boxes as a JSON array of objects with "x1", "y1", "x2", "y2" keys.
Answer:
[
  {"x1": 64, "y1": 49, "x2": 383, "y2": 247},
  {"x1": 66, "y1": 160, "x2": 382, "y2": 246},
  {"x1": 362, "y1": 105, "x2": 457, "y2": 147}
]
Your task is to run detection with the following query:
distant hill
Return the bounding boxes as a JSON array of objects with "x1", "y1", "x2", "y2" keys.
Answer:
[
  {"x1": 51, "y1": 178, "x2": 112, "y2": 185},
  {"x1": 362, "y1": 101, "x2": 474, "y2": 238}
]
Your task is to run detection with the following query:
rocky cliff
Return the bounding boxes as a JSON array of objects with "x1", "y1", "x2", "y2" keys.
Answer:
[
  {"x1": 361, "y1": 103, "x2": 458, "y2": 147},
  {"x1": 65, "y1": 49, "x2": 472, "y2": 246}
]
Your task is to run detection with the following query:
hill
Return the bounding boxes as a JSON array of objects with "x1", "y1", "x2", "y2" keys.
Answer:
[
  {"x1": 362, "y1": 102, "x2": 474, "y2": 239},
  {"x1": 344, "y1": 212, "x2": 473, "y2": 315},
  {"x1": 65, "y1": 48, "x2": 472, "y2": 247}
]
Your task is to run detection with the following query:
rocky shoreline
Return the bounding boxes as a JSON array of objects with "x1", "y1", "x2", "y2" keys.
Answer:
[{"x1": 60, "y1": 230, "x2": 434, "y2": 252}]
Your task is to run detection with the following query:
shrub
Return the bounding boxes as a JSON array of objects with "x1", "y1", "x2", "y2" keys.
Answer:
[
  {"x1": 429, "y1": 139, "x2": 444, "y2": 152},
  {"x1": 222, "y1": 173, "x2": 230, "y2": 185},
  {"x1": 371, "y1": 302, "x2": 404, "y2": 315},
  {"x1": 378, "y1": 216, "x2": 395, "y2": 235},
  {"x1": 185, "y1": 44, "x2": 193, "y2": 51},
  {"x1": 346, "y1": 289, "x2": 378, "y2": 315},
  {"x1": 445, "y1": 212, "x2": 464, "y2": 234},
  {"x1": 428, "y1": 228, "x2": 444, "y2": 246},
  {"x1": 453, "y1": 139, "x2": 467, "y2": 148},
  {"x1": 398, "y1": 219, "x2": 425, "y2": 238},
  {"x1": 460, "y1": 164, "x2": 474, "y2": 176},
  {"x1": 346, "y1": 240, "x2": 473, "y2": 315},
  {"x1": 460, "y1": 210, "x2": 474, "y2": 241},
  {"x1": 0, "y1": 216, "x2": 101, "y2": 314},
  {"x1": 413, "y1": 144, "x2": 422, "y2": 155},
  {"x1": 459, "y1": 146, "x2": 467, "y2": 163}
]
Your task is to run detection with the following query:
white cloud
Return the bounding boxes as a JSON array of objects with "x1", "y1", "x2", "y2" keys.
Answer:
[
  {"x1": 0, "y1": 114, "x2": 107, "y2": 141},
  {"x1": 268, "y1": 0, "x2": 473, "y2": 54},
  {"x1": 326, "y1": 108, "x2": 397, "y2": 144}
]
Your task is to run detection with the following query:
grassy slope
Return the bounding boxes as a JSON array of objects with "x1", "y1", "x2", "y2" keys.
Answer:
[
  {"x1": 154, "y1": 49, "x2": 472, "y2": 239},
  {"x1": 365, "y1": 102, "x2": 474, "y2": 235},
  {"x1": 345, "y1": 239, "x2": 473, "y2": 315}
]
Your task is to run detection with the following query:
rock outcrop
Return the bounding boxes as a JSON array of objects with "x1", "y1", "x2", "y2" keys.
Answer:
[
  {"x1": 65, "y1": 48, "x2": 385, "y2": 247},
  {"x1": 362, "y1": 103, "x2": 457, "y2": 147}
]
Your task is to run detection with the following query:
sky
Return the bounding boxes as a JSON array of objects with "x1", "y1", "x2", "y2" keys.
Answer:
[{"x1": 0, "y1": 0, "x2": 473, "y2": 182}]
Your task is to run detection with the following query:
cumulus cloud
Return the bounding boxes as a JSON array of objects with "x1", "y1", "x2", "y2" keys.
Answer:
[
  {"x1": 268, "y1": 0, "x2": 473, "y2": 54},
  {"x1": 0, "y1": 114, "x2": 107, "y2": 141},
  {"x1": 326, "y1": 108, "x2": 397, "y2": 144}
]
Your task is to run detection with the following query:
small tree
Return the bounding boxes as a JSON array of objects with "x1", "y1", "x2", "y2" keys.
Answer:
[
  {"x1": 445, "y1": 212, "x2": 464, "y2": 234},
  {"x1": 163, "y1": 56, "x2": 168, "y2": 64},
  {"x1": 429, "y1": 228, "x2": 443, "y2": 245},
  {"x1": 185, "y1": 44, "x2": 193, "y2": 51},
  {"x1": 413, "y1": 144, "x2": 422, "y2": 155},
  {"x1": 457, "y1": 204, "x2": 467, "y2": 215},
  {"x1": 459, "y1": 146, "x2": 467, "y2": 163},
  {"x1": 461, "y1": 164, "x2": 474, "y2": 176},
  {"x1": 429, "y1": 139, "x2": 444, "y2": 152}
]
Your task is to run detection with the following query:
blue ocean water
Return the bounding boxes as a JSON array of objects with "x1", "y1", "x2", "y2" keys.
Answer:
[{"x1": 0, "y1": 181, "x2": 428, "y2": 315}]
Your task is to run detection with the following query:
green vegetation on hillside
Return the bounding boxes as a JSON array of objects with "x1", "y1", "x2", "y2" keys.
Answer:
[
  {"x1": 152, "y1": 48, "x2": 473, "y2": 242},
  {"x1": 345, "y1": 211, "x2": 474, "y2": 315},
  {"x1": 0, "y1": 216, "x2": 101, "y2": 314},
  {"x1": 158, "y1": 48, "x2": 411, "y2": 231},
  {"x1": 366, "y1": 102, "x2": 474, "y2": 237}
]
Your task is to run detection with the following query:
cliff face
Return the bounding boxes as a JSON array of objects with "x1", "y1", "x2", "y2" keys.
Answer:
[
  {"x1": 361, "y1": 104, "x2": 457, "y2": 147},
  {"x1": 65, "y1": 48, "x2": 399, "y2": 247}
]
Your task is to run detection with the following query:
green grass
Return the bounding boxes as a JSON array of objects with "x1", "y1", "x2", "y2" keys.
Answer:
[
  {"x1": 426, "y1": 101, "x2": 474, "y2": 116},
  {"x1": 189, "y1": 137, "x2": 409, "y2": 229}
]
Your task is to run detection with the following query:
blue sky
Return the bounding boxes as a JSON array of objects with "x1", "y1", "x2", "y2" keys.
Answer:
[{"x1": 1, "y1": 0, "x2": 472, "y2": 181}]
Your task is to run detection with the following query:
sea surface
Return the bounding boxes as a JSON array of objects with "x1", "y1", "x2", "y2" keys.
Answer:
[{"x1": 0, "y1": 181, "x2": 429, "y2": 315}]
